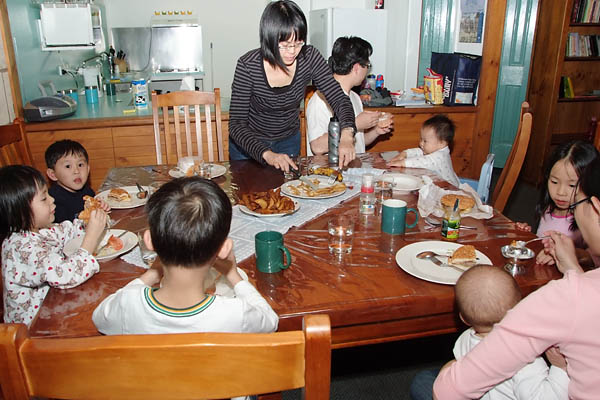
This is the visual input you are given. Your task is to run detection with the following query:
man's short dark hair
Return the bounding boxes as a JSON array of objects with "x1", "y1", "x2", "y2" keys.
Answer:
[
  {"x1": 423, "y1": 114, "x2": 455, "y2": 145},
  {"x1": 260, "y1": 0, "x2": 307, "y2": 72},
  {"x1": 146, "y1": 177, "x2": 232, "y2": 267},
  {"x1": 45, "y1": 140, "x2": 89, "y2": 169},
  {"x1": 329, "y1": 36, "x2": 373, "y2": 75}
]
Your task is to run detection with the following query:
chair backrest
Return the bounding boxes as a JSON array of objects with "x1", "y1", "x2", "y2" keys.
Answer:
[
  {"x1": 151, "y1": 89, "x2": 224, "y2": 165},
  {"x1": 301, "y1": 85, "x2": 318, "y2": 156},
  {"x1": 0, "y1": 314, "x2": 331, "y2": 400},
  {"x1": 0, "y1": 118, "x2": 32, "y2": 167},
  {"x1": 477, "y1": 153, "x2": 495, "y2": 204},
  {"x1": 491, "y1": 102, "x2": 532, "y2": 212}
]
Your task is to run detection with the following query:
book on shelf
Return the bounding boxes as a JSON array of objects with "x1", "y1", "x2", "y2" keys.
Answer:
[
  {"x1": 564, "y1": 76, "x2": 575, "y2": 98},
  {"x1": 572, "y1": 0, "x2": 600, "y2": 23}
]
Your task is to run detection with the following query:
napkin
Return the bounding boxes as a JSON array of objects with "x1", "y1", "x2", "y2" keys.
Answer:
[
  {"x1": 417, "y1": 176, "x2": 494, "y2": 219},
  {"x1": 120, "y1": 246, "x2": 149, "y2": 269}
]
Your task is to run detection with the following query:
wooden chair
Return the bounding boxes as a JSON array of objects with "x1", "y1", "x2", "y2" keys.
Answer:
[
  {"x1": 0, "y1": 118, "x2": 32, "y2": 167},
  {"x1": 491, "y1": 102, "x2": 533, "y2": 213},
  {"x1": 151, "y1": 89, "x2": 224, "y2": 165},
  {"x1": 589, "y1": 117, "x2": 600, "y2": 152},
  {"x1": 300, "y1": 85, "x2": 317, "y2": 156},
  {"x1": 0, "y1": 314, "x2": 331, "y2": 400}
]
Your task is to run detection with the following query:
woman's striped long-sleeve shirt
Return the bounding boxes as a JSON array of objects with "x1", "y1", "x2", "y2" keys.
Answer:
[{"x1": 229, "y1": 45, "x2": 356, "y2": 162}]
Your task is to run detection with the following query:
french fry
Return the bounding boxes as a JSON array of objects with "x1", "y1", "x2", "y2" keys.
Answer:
[{"x1": 238, "y1": 188, "x2": 295, "y2": 214}]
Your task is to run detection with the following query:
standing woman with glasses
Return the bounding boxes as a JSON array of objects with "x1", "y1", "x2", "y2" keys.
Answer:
[
  {"x1": 433, "y1": 156, "x2": 600, "y2": 400},
  {"x1": 228, "y1": 0, "x2": 357, "y2": 171}
]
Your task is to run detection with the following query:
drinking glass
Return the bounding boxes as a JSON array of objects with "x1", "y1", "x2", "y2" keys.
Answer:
[
  {"x1": 137, "y1": 232, "x2": 157, "y2": 267},
  {"x1": 198, "y1": 162, "x2": 212, "y2": 179},
  {"x1": 328, "y1": 215, "x2": 355, "y2": 254},
  {"x1": 374, "y1": 180, "x2": 393, "y2": 216}
]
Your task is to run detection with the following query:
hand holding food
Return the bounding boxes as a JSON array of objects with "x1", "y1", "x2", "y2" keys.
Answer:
[
  {"x1": 80, "y1": 209, "x2": 108, "y2": 254},
  {"x1": 78, "y1": 195, "x2": 103, "y2": 223},
  {"x1": 239, "y1": 188, "x2": 296, "y2": 214}
]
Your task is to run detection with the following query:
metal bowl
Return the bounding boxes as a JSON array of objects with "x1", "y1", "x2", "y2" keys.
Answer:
[{"x1": 501, "y1": 245, "x2": 535, "y2": 260}]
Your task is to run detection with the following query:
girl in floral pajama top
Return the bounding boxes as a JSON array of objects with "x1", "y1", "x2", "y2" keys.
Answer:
[{"x1": 0, "y1": 166, "x2": 108, "y2": 326}]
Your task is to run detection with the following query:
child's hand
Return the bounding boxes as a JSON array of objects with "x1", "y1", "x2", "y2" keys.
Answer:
[
  {"x1": 543, "y1": 231, "x2": 583, "y2": 274},
  {"x1": 80, "y1": 209, "x2": 108, "y2": 254},
  {"x1": 515, "y1": 222, "x2": 531, "y2": 232},
  {"x1": 536, "y1": 249, "x2": 555, "y2": 265},
  {"x1": 356, "y1": 111, "x2": 380, "y2": 131},
  {"x1": 139, "y1": 268, "x2": 162, "y2": 287},
  {"x1": 545, "y1": 347, "x2": 567, "y2": 370},
  {"x1": 97, "y1": 198, "x2": 111, "y2": 212},
  {"x1": 214, "y1": 241, "x2": 242, "y2": 287},
  {"x1": 388, "y1": 158, "x2": 406, "y2": 168}
]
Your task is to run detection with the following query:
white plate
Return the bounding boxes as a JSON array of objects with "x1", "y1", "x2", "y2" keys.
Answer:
[
  {"x1": 239, "y1": 200, "x2": 300, "y2": 218},
  {"x1": 281, "y1": 175, "x2": 346, "y2": 199},
  {"x1": 96, "y1": 186, "x2": 149, "y2": 209},
  {"x1": 395, "y1": 241, "x2": 493, "y2": 285},
  {"x1": 203, "y1": 267, "x2": 249, "y2": 297},
  {"x1": 64, "y1": 229, "x2": 137, "y2": 262},
  {"x1": 168, "y1": 164, "x2": 227, "y2": 179},
  {"x1": 382, "y1": 173, "x2": 424, "y2": 192}
]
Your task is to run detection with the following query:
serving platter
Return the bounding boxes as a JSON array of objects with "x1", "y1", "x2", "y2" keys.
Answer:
[
  {"x1": 281, "y1": 175, "x2": 346, "y2": 199},
  {"x1": 238, "y1": 200, "x2": 300, "y2": 218}
]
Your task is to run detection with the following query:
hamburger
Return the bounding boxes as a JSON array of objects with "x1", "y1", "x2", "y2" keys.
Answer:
[
  {"x1": 441, "y1": 194, "x2": 475, "y2": 213},
  {"x1": 78, "y1": 195, "x2": 103, "y2": 223},
  {"x1": 448, "y1": 245, "x2": 477, "y2": 268},
  {"x1": 108, "y1": 187, "x2": 131, "y2": 202}
]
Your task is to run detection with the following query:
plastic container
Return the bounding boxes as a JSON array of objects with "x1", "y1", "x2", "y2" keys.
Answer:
[
  {"x1": 132, "y1": 79, "x2": 148, "y2": 108},
  {"x1": 359, "y1": 173, "x2": 375, "y2": 215},
  {"x1": 61, "y1": 89, "x2": 78, "y2": 104},
  {"x1": 85, "y1": 86, "x2": 98, "y2": 104},
  {"x1": 328, "y1": 116, "x2": 340, "y2": 165}
]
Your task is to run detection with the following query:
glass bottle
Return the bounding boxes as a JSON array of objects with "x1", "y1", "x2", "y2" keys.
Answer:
[
  {"x1": 328, "y1": 116, "x2": 340, "y2": 165},
  {"x1": 359, "y1": 173, "x2": 375, "y2": 215},
  {"x1": 441, "y1": 199, "x2": 461, "y2": 240}
]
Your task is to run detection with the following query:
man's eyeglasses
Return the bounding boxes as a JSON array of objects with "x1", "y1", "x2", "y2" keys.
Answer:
[
  {"x1": 567, "y1": 197, "x2": 591, "y2": 212},
  {"x1": 361, "y1": 62, "x2": 372, "y2": 70},
  {"x1": 278, "y1": 41, "x2": 305, "y2": 52}
]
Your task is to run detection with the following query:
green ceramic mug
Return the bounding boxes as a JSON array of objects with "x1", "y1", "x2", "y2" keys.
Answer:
[
  {"x1": 255, "y1": 231, "x2": 292, "y2": 273},
  {"x1": 381, "y1": 199, "x2": 419, "y2": 235}
]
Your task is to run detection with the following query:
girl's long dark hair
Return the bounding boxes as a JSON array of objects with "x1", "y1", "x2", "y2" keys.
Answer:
[
  {"x1": 0, "y1": 165, "x2": 47, "y2": 243},
  {"x1": 534, "y1": 140, "x2": 599, "y2": 229}
]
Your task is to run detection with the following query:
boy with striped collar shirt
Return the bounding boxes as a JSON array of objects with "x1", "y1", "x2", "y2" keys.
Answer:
[{"x1": 93, "y1": 177, "x2": 278, "y2": 335}]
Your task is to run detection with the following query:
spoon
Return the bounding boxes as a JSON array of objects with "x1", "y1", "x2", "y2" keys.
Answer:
[
  {"x1": 135, "y1": 182, "x2": 148, "y2": 199},
  {"x1": 512, "y1": 236, "x2": 550, "y2": 248},
  {"x1": 415, "y1": 251, "x2": 465, "y2": 273}
]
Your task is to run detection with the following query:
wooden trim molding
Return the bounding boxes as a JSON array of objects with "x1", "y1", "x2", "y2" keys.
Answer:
[{"x1": 0, "y1": 0, "x2": 23, "y2": 118}]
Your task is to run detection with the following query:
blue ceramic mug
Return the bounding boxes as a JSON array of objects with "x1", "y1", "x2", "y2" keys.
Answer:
[{"x1": 381, "y1": 199, "x2": 419, "y2": 235}]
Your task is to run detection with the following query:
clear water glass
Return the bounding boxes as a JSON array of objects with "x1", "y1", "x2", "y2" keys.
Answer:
[
  {"x1": 328, "y1": 215, "x2": 355, "y2": 254},
  {"x1": 137, "y1": 232, "x2": 157, "y2": 267}
]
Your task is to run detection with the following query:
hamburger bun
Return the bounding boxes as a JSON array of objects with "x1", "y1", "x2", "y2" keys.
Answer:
[
  {"x1": 448, "y1": 245, "x2": 477, "y2": 268},
  {"x1": 108, "y1": 188, "x2": 131, "y2": 202},
  {"x1": 440, "y1": 194, "x2": 475, "y2": 213}
]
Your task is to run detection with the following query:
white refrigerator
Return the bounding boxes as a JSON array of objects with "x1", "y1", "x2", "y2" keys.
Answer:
[{"x1": 309, "y1": 8, "x2": 388, "y2": 79}]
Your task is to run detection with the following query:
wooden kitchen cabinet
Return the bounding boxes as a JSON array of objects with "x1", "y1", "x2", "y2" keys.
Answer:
[{"x1": 523, "y1": 0, "x2": 600, "y2": 184}]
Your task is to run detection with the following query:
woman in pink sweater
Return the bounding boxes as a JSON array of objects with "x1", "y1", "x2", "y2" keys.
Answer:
[{"x1": 433, "y1": 157, "x2": 600, "y2": 400}]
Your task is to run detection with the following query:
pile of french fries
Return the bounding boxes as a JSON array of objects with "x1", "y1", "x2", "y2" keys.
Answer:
[
  {"x1": 286, "y1": 181, "x2": 346, "y2": 197},
  {"x1": 239, "y1": 188, "x2": 296, "y2": 214}
]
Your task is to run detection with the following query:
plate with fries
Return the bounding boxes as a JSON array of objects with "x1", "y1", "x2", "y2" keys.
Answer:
[
  {"x1": 281, "y1": 175, "x2": 347, "y2": 199},
  {"x1": 238, "y1": 188, "x2": 299, "y2": 217}
]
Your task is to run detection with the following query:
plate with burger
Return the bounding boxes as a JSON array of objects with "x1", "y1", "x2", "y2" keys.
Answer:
[
  {"x1": 395, "y1": 241, "x2": 492, "y2": 285},
  {"x1": 64, "y1": 229, "x2": 137, "y2": 262},
  {"x1": 96, "y1": 186, "x2": 150, "y2": 209}
]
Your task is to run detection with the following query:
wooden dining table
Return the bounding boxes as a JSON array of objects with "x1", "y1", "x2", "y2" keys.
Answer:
[{"x1": 30, "y1": 153, "x2": 561, "y2": 348}]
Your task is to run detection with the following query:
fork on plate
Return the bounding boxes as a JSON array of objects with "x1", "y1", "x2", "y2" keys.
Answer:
[{"x1": 327, "y1": 169, "x2": 340, "y2": 185}]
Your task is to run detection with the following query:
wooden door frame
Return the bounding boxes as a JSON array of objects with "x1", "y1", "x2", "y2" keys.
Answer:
[{"x1": 0, "y1": 0, "x2": 23, "y2": 119}]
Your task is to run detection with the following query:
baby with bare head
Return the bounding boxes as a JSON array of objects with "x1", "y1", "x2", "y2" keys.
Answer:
[{"x1": 447, "y1": 266, "x2": 569, "y2": 399}]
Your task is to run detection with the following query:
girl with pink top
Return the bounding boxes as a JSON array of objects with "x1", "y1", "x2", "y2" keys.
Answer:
[
  {"x1": 520, "y1": 141, "x2": 598, "y2": 267},
  {"x1": 433, "y1": 156, "x2": 600, "y2": 400}
]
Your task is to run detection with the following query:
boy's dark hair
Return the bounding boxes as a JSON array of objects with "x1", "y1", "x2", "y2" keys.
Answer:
[
  {"x1": 146, "y1": 177, "x2": 232, "y2": 267},
  {"x1": 45, "y1": 140, "x2": 89, "y2": 169},
  {"x1": 328, "y1": 36, "x2": 373, "y2": 75},
  {"x1": 534, "y1": 140, "x2": 599, "y2": 230},
  {"x1": 0, "y1": 165, "x2": 47, "y2": 242},
  {"x1": 260, "y1": 0, "x2": 307, "y2": 72},
  {"x1": 423, "y1": 114, "x2": 455, "y2": 145}
]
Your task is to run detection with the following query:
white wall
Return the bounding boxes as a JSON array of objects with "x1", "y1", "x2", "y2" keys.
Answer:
[{"x1": 103, "y1": 0, "x2": 421, "y2": 98}]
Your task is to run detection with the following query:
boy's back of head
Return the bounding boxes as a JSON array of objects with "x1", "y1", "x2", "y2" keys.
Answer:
[
  {"x1": 146, "y1": 177, "x2": 232, "y2": 267},
  {"x1": 328, "y1": 36, "x2": 373, "y2": 75},
  {"x1": 423, "y1": 114, "x2": 455, "y2": 146},
  {"x1": 455, "y1": 266, "x2": 522, "y2": 332},
  {"x1": 45, "y1": 140, "x2": 89, "y2": 169}
]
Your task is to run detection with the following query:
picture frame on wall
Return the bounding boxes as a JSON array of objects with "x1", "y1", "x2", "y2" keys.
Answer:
[{"x1": 454, "y1": 0, "x2": 487, "y2": 56}]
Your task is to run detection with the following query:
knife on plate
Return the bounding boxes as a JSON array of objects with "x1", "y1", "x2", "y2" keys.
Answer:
[{"x1": 95, "y1": 231, "x2": 127, "y2": 256}]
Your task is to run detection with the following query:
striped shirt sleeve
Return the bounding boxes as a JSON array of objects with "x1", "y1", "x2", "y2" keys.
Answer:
[{"x1": 229, "y1": 47, "x2": 355, "y2": 163}]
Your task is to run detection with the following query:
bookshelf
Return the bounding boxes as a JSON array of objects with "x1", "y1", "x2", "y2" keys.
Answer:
[{"x1": 523, "y1": 0, "x2": 600, "y2": 184}]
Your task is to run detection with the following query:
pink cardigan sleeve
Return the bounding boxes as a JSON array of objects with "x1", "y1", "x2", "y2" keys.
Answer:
[{"x1": 433, "y1": 272, "x2": 578, "y2": 399}]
